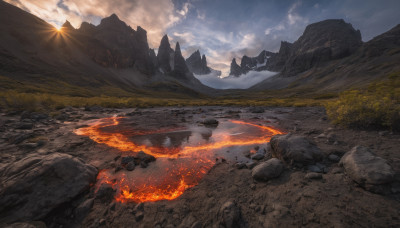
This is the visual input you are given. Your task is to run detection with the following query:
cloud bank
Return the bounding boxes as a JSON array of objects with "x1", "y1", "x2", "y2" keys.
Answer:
[{"x1": 194, "y1": 71, "x2": 276, "y2": 90}]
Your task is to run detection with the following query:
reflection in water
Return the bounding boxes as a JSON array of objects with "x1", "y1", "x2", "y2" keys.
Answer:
[{"x1": 75, "y1": 116, "x2": 285, "y2": 203}]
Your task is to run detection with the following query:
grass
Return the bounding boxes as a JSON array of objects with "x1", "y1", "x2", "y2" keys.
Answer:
[{"x1": 325, "y1": 72, "x2": 400, "y2": 131}]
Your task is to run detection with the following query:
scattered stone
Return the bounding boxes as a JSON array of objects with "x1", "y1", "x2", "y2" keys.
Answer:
[
  {"x1": 136, "y1": 151, "x2": 156, "y2": 163},
  {"x1": 242, "y1": 150, "x2": 251, "y2": 158},
  {"x1": 121, "y1": 156, "x2": 135, "y2": 165},
  {"x1": 126, "y1": 161, "x2": 135, "y2": 171},
  {"x1": 307, "y1": 165, "x2": 322, "y2": 173},
  {"x1": 270, "y1": 134, "x2": 323, "y2": 166},
  {"x1": 246, "y1": 161, "x2": 257, "y2": 169},
  {"x1": 135, "y1": 212, "x2": 144, "y2": 222},
  {"x1": 84, "y1": 106, "x2": 103, "y2": 112},
  {"x1": 252, "y1": 158, "x2": 284, "y2": 181},
  {"x1": 305, "y1": 173, "x2": 323, "y2": 180},
  {"x1": 96, "y1": 183, "x2": 116, "y2": 203},
  {"x1": 16, "y1": 122, "x2": 34, "y2": 130},
  {"x1": 0, "y1": 153, "x2": 97, "y2": 223},
  {"x1": 251, "y1": 153, "x2": 264, "y2": 160},
  {"x1": 340, "y1": 146, "x2": 394, "y2": 186},
  {"x1": 249, "y1": 107, "x2": 264, "y2": 113},
  {"x1": 74, "y1": 198, "x2": 94, "y2": 220},
  {"x1": 235, "y1": 162, "x2": 246, "y2": 169},
  {"x1": 328, "y1": 154, "x2": 340, "y2": 162},
  {"x1": 201, "y1": 118, "x2": 219, "y2": 126},
  {"x1": 219, "y1": 201, "x2": 242, "y2": 228},
  {"x1": 140, "y1": 161, "x2": 149, "y2": 168}
]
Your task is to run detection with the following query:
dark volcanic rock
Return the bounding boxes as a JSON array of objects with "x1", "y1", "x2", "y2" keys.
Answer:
[
  {"x1": 219, "y1": 201, "x2": 242, "y2": 228},
  {"x1": 185, "y1": 50, "x2": 211, "y2": 75},
  {"x1": 157, "y1": 35, "x2": 174, "y2": 73},
  {"x1": 270, "y1": 134, "x2": 323, "y2": 166},
  {"x1": 281, "y1": 19, "x2": 362, "y2": 76},
  {"x1": 251, "y1": 158, "x2": 284, "y2": 181},
  {"x1": 340, "y1": 146, "x2": 394, "y2": 186},
  {"x1": 0, "y1": 153, "x2": 97, "y2": 223}
]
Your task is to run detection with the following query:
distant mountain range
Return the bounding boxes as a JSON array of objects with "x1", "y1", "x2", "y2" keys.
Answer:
[
  {"x1": 231, "y1": 19, "x2": 400, "y2": 93},
  {"x1": 1, "y1": 0, "x2": 399, "y2": 97}
]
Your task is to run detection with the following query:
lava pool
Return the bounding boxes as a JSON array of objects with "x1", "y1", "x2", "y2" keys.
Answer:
[{"x1": 75, "y1": 116, "x2": 284, "y2": 203}]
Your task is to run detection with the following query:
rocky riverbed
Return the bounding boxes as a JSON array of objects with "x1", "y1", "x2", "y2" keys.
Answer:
[{"x1": 0, "y1": 106, "x2": 399, "y2": 228}]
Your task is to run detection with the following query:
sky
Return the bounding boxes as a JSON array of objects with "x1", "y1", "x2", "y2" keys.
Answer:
[{"x1": 6, "y1": 0, "x2": 400, "y2": 76}]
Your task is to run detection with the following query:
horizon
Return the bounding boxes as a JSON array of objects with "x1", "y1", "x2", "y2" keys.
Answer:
[{"x1": 5, "y1": 0, "x2": 400, "y2": 76}]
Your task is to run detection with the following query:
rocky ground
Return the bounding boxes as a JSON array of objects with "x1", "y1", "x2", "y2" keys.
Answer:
[{"x1": 0, "y1": 106, "x2": 399, "y2": 228}]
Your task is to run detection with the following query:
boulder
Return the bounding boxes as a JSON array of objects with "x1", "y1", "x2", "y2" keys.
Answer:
[
  {"x1": 340, "y1": 146, "x2": 394, "y2": 186},
  {"x1": 251, "y1": 158, "x2": 284, "y2": 181},
  {"x1": 219, "y1": 201, "x2": 242, "y2": 228},
  {"x1": 270, "y1": 134, "x2": 322, "y2": 166},
  {"x1": 0, "y1": 153, "x2": 97, "y2": 223}
]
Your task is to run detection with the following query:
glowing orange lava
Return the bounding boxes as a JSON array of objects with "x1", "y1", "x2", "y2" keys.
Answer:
[{"x1": 75, "y1": 116, "x2": 285, "y2": 203}]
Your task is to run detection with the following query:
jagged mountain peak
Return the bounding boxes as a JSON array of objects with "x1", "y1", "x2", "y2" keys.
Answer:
[{"x1": 61, "y1": 20, "x2": 74, "y2": 30}]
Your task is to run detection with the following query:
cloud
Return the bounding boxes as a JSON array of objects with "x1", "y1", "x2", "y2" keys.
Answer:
[
  {"x1": 194, "y1": 70, "x2": 276, "y2": 89},
  {"x1": 5, "y1": 0, "x2": 190, "y2": 47}
]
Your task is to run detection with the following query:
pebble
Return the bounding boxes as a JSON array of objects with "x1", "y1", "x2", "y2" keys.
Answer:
[{"x1": 305, "y1": 172, "x2": 322, "y2": 179}]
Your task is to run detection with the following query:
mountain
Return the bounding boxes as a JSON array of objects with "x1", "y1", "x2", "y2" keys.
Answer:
[
  {"x1": 0, "y1": 1, "x2": 214, "y2": 98},
  {"x1": 229, "y1": 50, "x2": 275, "y2": 76},
  {"x1": 185, "y1": 50, "x2": 221, "y2": 76},
  {"x1": 251, "y1": 20, "x2": 400, "y2": 92}
]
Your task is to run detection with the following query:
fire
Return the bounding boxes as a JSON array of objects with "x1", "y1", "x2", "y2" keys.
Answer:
[{"x1": 75, "y1": 116, "x2": 285, "y2": 203}]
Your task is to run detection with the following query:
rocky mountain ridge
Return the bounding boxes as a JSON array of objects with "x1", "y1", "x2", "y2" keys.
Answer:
[{"x1": 229, "y1": 50, "x2": 275, "y2": 76}]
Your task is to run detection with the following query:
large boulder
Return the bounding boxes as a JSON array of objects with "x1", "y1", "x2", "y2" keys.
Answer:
[
  {"x1": 0, "y1": 153, "x2": 98, "y2": 223},
  {"x1": 252, "y1": 158, "x2": 284, "y2": 181},
  {"x1": 270, "y1": 134, "x2": 322, "y2": 166},
  {"x1": 340, "y1": 146, "x2": 394, "y2": 186},
  {"x1": 219, "y1": 201, "x2": 242, "y2": 228}
]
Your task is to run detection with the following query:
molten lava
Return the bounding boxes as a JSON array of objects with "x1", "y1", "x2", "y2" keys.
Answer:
[{"x1": 75, "y1": 116, "x2": 284, "y2": 203}]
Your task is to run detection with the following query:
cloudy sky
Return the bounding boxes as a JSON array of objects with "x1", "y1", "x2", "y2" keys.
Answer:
[{"x1": 6, "y1": 0, "x2": 400, "y2": 76}]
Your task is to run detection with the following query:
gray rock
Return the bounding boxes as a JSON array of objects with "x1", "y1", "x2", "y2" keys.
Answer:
[
  {"x1": 202, "y1": 118, "x2": 219, "y2": 126},
  {"x1": 251, "y1": 153, "x2": 264, "y2": 160},
  {"x1": 252, "y1": 158, "x2": 284, "y2": 181},
  {"x1": 305, "y1": 173, "x2": 323, "y2": 179},
  {"x1": 121, "y1": 156, "x2": 135, "y2": 165},
  {"x1": 219, "y1": 201, "x2": 241, "y2": 228},
  {"x1": 0, "y1": 153, "x2": 97, "y2": 223},
  {"x1": 235, "y1": 162, "x2": 246, "y2": 169},
  {"x1": 126, "y1": 161, "x2": 135, "y2": 171},
  {"x1": 328, "y1": 154, "x2": 340, "y2": 162},
  {"x1": 340, "y1": 146, "x2": 394, "y2": 186},
  {"x1": 96, "y1": 183, "x2": 116, "y2": 203},
  {"x1": 307, "y1": 165, "x2": 322, "y2": 173},
  {"x1": 136, "y1": 151, "x2": 156, "y2": 163},
  {"x1": 246, "y1": 162, "x2": 257, "y2": 169},
  {"x1": 16, "y1": 123, "x2": 34, "y2": 130},
  {"x1": 270, "y1": 134, "x2": 322, "y2": 166},
  {"x1": 74, "y1": 198, "x2": 94, "y2": 220}
]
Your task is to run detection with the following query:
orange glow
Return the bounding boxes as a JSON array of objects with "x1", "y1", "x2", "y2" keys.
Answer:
[{"x1": 76, "y1": 116, "x2": 285, "y2": 203}]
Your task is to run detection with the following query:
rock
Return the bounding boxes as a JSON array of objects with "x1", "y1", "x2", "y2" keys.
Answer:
[
  {"x1": 339, "y1": 146, "x2": 394, "y2": 186},
  {"x1": 252, "y1": 158, "x2": 284, "y2": 181},
  {"x1": 246, "y1": 162, "x2": 257, "y2": 169},
  {"x1": 242, "y1": 150, "x2": 251, "y2": 158},
  {"x1": 0, "y1": 153, "x2": 97, "y2": 223},
  {"x1": 84, "y1": 106, "x2": 102, "y2": 112},
  {"x1": 201, "y1": 118, "x2": 219, "y2": 126},
  {"x1": 249, "y1": 107, "x2": 264, "y2": 113},
  {"x1": 140, "y1": 161, "x2": 148, "y2": 168},
  {"x1": 328, "y1": 154, "x2": 340, "y2": 162},
  {"x1": 74, "y1": 198, "x2": 94, "y2": 220},
  {"x1": 16, "y1": 122, "x2": 34, "y2": 129},
  {"x1": 219, "y1": 201, "x2": 242, "y2": 228},
  {"x1": 136, "y1": 151, "x2": 156, "y2": 163},
  {"x1": 121, "y1": 156, "x2": 135, "y2": 165},
  {"x1": 305, "y1": 172, "x2": 322, "y2": 180},
  {"x1": 251, "y1": 153, "x2": 264, "y2": 160},
  {"x1": 270, "y1": 134, "x2": 323, "y2": 166},
  {"x1": 126, "y1": 161, "x2": 135, "y2": 171},
  {"x1": 235, "y1": 162, "x2": 246, "y2": 169},
  {"x1": 307, "y1": 165, "x2": 322, "y2": 173},
  {"x1": 135, "y1": 211, "x2": 144, "y2": 222},
  {"x1": 96, "y1": 183, "x2": 116, "y2": 203}
]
